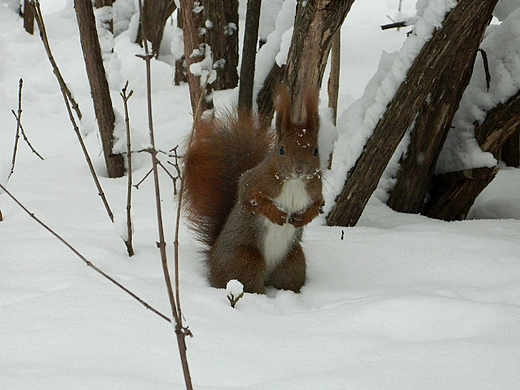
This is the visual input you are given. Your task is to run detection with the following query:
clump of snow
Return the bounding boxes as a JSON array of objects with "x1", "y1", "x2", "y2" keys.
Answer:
[
  {"x1": 259, "y1": 0, "x2": 286, "y2": 42},
  {"x1": 112, "y1": 0, "x2": 136, "y2": 37},
  {"x1": 254, "y1": 0, "x2": 296, "y2": 98},
  {"x1": 493, "y1": 0, "x2": 520, "y2": 21},
  {"x1": 189, "y1": 44, "x2": 217, "y2": 86}
]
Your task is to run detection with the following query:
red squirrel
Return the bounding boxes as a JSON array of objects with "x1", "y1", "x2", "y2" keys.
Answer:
[{"x1": 183, "y1": 86, "x2": 324, "y2": 294}]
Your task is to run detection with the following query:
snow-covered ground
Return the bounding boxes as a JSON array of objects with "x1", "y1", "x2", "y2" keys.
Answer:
[{"x1": 1, "y1": 1, "x2": 520, "y2": 389}]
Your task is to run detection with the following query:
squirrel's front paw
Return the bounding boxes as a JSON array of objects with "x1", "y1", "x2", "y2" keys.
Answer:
[
  {"x1": 289, "y1": 213, "x2": 306, "y2": 228},
  {"x1": 272, "y1": 209, "x2": 288, "y2": 225}
]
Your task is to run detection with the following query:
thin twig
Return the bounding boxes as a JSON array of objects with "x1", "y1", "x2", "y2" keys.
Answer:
[
  {"x1": 0, "y1": 183, "x2": 171, "y2": 323},
  {"x1": 11, "y1": 110, "x2": 44, "y2": 160},
  {"x1": 9, "y1": 79, "x2": 24, "y2": 179},
  {"x1": 121, "y1": 81, "x2": 135, "y2": 257},
  {"x1": 137, "y1": 0, "x2": 193, "y2": 387},
  {"x1": 32, "y1": 0, "x2": 114, "y2": 224}
]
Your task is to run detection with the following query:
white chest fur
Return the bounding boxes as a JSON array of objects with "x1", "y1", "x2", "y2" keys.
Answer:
[{"x1": 262, "y1": 180, "x2": 312, "y2": 273}]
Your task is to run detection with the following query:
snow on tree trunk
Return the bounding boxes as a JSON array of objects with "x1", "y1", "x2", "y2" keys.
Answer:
[
  {"x1": 385, "y1": 0, "x2": 497, "y2": 215},
  {"x1": 179, "y1": 0, "x2": 214, "y2": 120},
  {"x1": 75, "y1": 0, "x2": 125, "y2": 178},
  {"x1": 326, "y1": 0, "x2": 498, "y2": 227},
  {"x1": 203, "y1": 0, "x2": 238, "y2": 91}
]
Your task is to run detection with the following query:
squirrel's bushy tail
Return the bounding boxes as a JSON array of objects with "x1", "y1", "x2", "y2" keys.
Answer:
[{"x1": 183, "y1": 111, "x2": 274, "y2": 247}]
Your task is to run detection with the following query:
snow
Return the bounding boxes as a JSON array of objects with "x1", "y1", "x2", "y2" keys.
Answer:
[{"x1": 1, "y1": 1, "x2": 520, "y2": 389}]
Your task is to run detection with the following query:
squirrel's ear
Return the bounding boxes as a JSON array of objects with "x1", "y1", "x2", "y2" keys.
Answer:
[
  {"x1": 274, "y1": 84, "x2": 292, "y2": 135},
  {"x1": 303, "y1": 88, "x2": 319, "y2": 133}
]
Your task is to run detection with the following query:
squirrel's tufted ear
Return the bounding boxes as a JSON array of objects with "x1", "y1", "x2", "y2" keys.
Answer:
[
  {"x1": 303, "y1": 88, "x2": 319, "y2": 133},
  {"x1": 274, "y1": 84, "x2": 292, "y2": 136}
]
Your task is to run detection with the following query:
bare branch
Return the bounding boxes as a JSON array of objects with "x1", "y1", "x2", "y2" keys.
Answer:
[
  {"x1": 120, "y1": 81, "x2": 135, "y2": 257},
  {"x1": 137, "y1": 0, "x2": 193, "y2": 387},
  {"x1": 0, "y1": 183, "x2": 171, "y2": 323}
]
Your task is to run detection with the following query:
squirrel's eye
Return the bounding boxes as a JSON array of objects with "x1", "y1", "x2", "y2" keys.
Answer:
[
  {"x1": 313, "y1": 148, "x2": 319, "y2": 157},
  {"x1": 279, "y1": 146, "x2": 285, "y2": 156}
]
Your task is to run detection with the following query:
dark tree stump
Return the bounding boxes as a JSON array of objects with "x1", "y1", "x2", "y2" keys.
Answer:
[{"x1": 422, "y1": 167, "x2": 498, "y2": 221}]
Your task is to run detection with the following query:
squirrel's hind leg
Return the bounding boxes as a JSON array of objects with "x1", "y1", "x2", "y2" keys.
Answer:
[
  {"x1": 265, "y1": 243, "x2": 306, "y2": 293},
  {"x1": 208, "y1": 245, "x2": 266, "y2": 294}
]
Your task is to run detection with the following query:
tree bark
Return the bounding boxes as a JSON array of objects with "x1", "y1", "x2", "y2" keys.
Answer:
[
  {"x1": 327, "y1": 30, "x2": 340, "y2": 126},
  {"x1": 257, "y1": 0, "x2": 353, "y2": 121},
  {"x1": 203, "y1": 0, "x2": 238, "y2": 90},
  {"x1": 174, "y1": 13, "x2": 187, "y2": 85},
  {"x1": 386, "y1": 0, "x2": 496, "y2": 215},
  {"x1": 422, "y1": 167, "x2": 498, "y2": 221},
  {"x1": 23, "y1": 0, "x2": 34, "y2": 35},
  {"x1": 75, "y1": 0, "x2": 125, "y2": 178},
  {"x1": 327, "y1": 0, "x2": 498, "y2": 227},
  {"x1": 475, "y1": 89, "x2": 520, "y2": 157},
  {"x1": 238, "y1": 0, "x2": 261, "y2": 111},
  {"x1": 136, "y1": 0, "x2": 176, "y2": 56},
  {"x1": 179, "y1": 0, "x2": 214, "y2": 121}
]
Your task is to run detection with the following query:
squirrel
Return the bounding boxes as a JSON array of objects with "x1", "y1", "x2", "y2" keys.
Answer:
[{"x1": 182, "y1": 86, "x2": 324, "y2": 294}]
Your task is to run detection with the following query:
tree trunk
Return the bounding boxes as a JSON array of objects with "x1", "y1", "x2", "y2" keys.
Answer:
[
  {"x1": 422, "y1": 167, "x2": 498, "y2": 221},
  {"x1": 179, "y1": 0, "x2": 214, "y2": 120},
  {"x1": 174, "y1": 13, "x2": 187, "y2": 85},
  {"x1": 327, "y1": 30, "x2": 341, "y2": 169},
  {"x1": 23, "y1": 0, "x2": 34, "y2": 35},
  {"x1": 257, "y1": 0, "x2": 353, "y2": 121},
  {"x1": 203, "y1": 0, "x2": 238, "y2": 90},
  {"x1": 238, "y1": 0, "x2": 262, "y2": 111},
  {"x1": 75, "y1": 0, "x2": 125, "y2": 178},
  {"x1": 136, "y1": 0, "x2": 176, "y2": 56},
  {"x1": 386, "y1": 0, "x2": 496, "y2": 215},
  {"x1": 283, "y1": 0, "x2": 353, "y2": 122},
  {"x1": 326, "y1": 0, "x2": 498, "y2": 227}
]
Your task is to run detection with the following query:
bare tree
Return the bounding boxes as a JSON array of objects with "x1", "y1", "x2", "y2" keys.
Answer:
[{"x1": 75, "y1": 0, "x2": 125, "y2": 178}]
